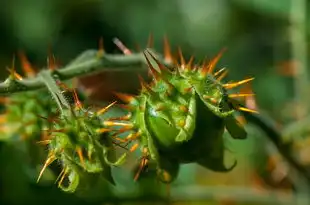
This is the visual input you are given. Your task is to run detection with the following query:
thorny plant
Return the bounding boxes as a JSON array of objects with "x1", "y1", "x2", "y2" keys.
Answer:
[{"x1": 0, "y1": 36, "x2": 309, "y2": 195}]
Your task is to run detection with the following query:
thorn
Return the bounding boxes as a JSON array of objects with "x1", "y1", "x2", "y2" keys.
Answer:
[
  {"x1": 228, "y1": 93, "x2": 255, "y2": 98},
  {"x1": 37, "y1": 153, "x2": 56, "y2": 183},
  {"x1": 117, "y1": 104, "x2": 135, "y2": 111},
  {"x1": 18, "y1": 51, "x2": 36, "y2": 77},
  {"x1": 55, "y1": 168, "x2": 65, "y2": 185},
  {"x1": 216, "y1": 69, "x2": 228, "y2": 81},
  {"x1": 134, "y1": 157, "x2": 148, "y2": 181},
  {"x1": 96, "y1": 128, "x2": 111, "y2": 133},
  {"x1": 147, "y1": 33, "x2": 154, "y2": 48},
  {"x1": 76, "y1": 147, "x2": 85, "y2": 168},
  {"x1": 97, "y1": 37, "x2": 105, "y2": 57},
  {"x1": 112, "y1": 136, "x2": 127, "y2": 143},
  {"x1": 178, "y1": 47, "x2": 185, "y2": 69},
  {"x1": 108, "y1": 113, "x2": 132, "y2": 121},
  {"x1": 114, "y1": 92, "x2": 136, "y2": 104},
  {"x1": 47, "y1": 47, "x2": 57, "y2": 70},
  {"x1": 126, "y1": 131, "x2": 141, "y2": 141},
  {"x1": 208, "y1": 48, "x2": 226, "y2": 74},
  {"x1": 138, "y1": 74, "x2": 148, "y2": 91},
  {"x1": 130, "y1": 143, "x2": 139, "y2": 152},
  {"x1": 134, "y1": 148, "x2": 149, "y2": 181},
  {"x1": 58, "y1": 168, "x2": 69, "y2": 187},
  {"x1": 72, "y1": 89, "x2": 83, "y2": 110},
  {"x1": 113, "y1": 38, "x2": 132, "y2": 55},
  {"x1": 104, "y1": 121, "x2": 134, "y2": 129},
  {"x1": 7, "y1": 55, "x2": 23, "y2": 80},
  {"x1": 143, "y1": 50, "x2": 161, "y2": 81},
  {"x1": 214, "y1": 67, "x2": 227, "y2": 77},
  {"x1": 117, "y1": 126, "x2": 135, "y2": 133},
  {"x1": 237, "y1": 106, "x2": 259, "y2": 114},
  {"x1": 97, "y1": 101, "x2": 117, "y2": 115},
  {"x1": 6, "y1": 68, "x2": 22, "y2": 80},
  {"x1": 223, "y1": 77, "x2": 255, "y2": 89},
  {"x1": 138, "y1": 75, "x2": 155, "y2": 95},
  {"x1": 163, "y1": 35, "x2": 173, "y2": 63},
  {"x1": 186, "y1": 55, "x2": 194, "y2": 70},
  {"x1": 200, "y1": 58, "x2": 209, "y2": 77}
]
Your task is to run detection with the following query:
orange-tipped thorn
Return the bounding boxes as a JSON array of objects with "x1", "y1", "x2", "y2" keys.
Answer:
[
  {"x1": 130, "y1": 143, "x2": 139, "y2": 152},
  {"x1": 113, "y1": 136, "x2": 127, "y2": 143},
  {"x1": 163, "y1": 35, "x2": 173, "y2": 63},
  {"x1": 228, "y1": 93, "x2": 255, "y2": 98},
  {"x1": 186, "y1": 55, "x2": 194, "y2": 71},
  {"x1": 96, "y1": 128, "x2": 111, "y2": 133},
  {"x1": 58, "y1": 168, "x2": 69, "y2": 187},
  {"x1": 223, "y1": 77, "x2": 255, "y2": 89},
  {"x1": 134, "y1": 156, "x2": 149, "y2": 181},
  {"x1": 72, "y1": 89, "x2": 83, "y2": 110},
  {"x1": 207, "y1": 48, "x2": 226, "y2": 74},
  {"x1": 214, "y1": 67, "x2": 226, "y2": 77},
  {"x1": 37, "y1": 153, "x2": 56, "y2": 183},
  {"x1": 216, "y1": 69, "x2": 228, "y2": 81},
  {"x1": 97, "y1": 101, "x2": 117, "y2": 115},
  {"x1": 18, "y1": 51, "x2": 36, "y2": 77},
  {"x1": 200, "y1": 48, "x2": 226, "y2": 77},
  {"x1": 7, "y1": 67, "x2": 23, "y2": 80},
  {"x1": 47, "y1": 47, "x2": 57, "y2": 70},
  {"x1": 104, "y1": 121, "x2": 134, "y2": 129},
  {"x1": 178, "y1": 47, "x2": 186, "y2": 69},
  {"x1": 76, "y1": 147, "x2": 85, "y2": 168},
  {"x1": 114, "y1": 92, "x2": 136, "y2": 104},
  {"x1": 124, "y1": 131, "x2": 141, "y2": 142},
  {"x1": 6, "y1": 54, "x2": 23, "y2": 80},
  {"x1": 237, "y1": 106, "x2": 259, "y2": 114},
  {"x1": 55, "y1": 168, "x2": 65, "y2": 185},
  {"x1": 107, "y1": 113, "x2": 132, "y2": 121}
]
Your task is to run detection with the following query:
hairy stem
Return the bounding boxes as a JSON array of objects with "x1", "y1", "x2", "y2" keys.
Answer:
[{"x1": 0, "y1": 49, "x2": 168, "y2": 95}]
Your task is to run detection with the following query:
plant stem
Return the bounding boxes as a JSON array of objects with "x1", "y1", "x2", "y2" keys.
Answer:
[{"x1": 0, "y1": 49, "x2": 168, "y2": 95}]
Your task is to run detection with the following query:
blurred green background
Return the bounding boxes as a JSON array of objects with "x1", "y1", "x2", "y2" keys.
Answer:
[{"x1": 0, "y1": 0, "x2": 310, "y2": 204}]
